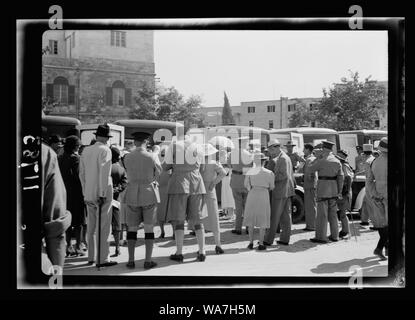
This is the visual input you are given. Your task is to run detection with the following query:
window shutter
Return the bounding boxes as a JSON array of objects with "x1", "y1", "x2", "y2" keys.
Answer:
[
  {"x1": 106, "y1": 87, "x2": 113, "y2": 106},
  {"x1": 68, "y1": 85, "x2": 75, "y2": 104},
  {"x1": 125, "y1": 88, "x2": 132, "y2": 106},
  {"x1": 46, "y1": 83, "x2": 54, "y2": 99}
]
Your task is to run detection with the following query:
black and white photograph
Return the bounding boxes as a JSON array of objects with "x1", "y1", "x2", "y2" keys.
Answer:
[{"x1": 13, "y1": 5, "x2": 405, "y2": 302}]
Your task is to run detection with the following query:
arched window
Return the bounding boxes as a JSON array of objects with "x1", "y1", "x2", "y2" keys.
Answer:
[{"x1": 53, "y1": 76, "x2": 69, "y2": 104}]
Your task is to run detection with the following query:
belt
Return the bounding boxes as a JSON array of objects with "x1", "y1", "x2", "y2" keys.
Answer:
[
  {"x1": 232, "y1": 170, "x2": 243, "y2": 175},
  {"x1": 319, "y1": 176, "x2": 337, "y2": 180}
]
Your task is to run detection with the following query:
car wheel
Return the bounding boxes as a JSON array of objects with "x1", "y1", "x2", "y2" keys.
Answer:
[{"x1": 291, "y1": 193, "x2": 305, "y2": 224}]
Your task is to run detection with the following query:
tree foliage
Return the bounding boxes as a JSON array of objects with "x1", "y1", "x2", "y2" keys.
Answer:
[
  {"x1": 288, "y1": 102, "x2": 317, "y2": 127},
  {"x1": 288, "y1": 71, "x2": 386, "y2": 130},
  {"x1": 129, "y1": 81, "x2": 206, "y2": 131},
  {"x1": 222, "y1": 92, "x2": 234, "y2": 125}
]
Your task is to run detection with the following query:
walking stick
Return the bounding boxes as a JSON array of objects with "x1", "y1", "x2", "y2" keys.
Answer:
[{"x1": 97, "y1": 200, "x2": 102, "y2": 270}]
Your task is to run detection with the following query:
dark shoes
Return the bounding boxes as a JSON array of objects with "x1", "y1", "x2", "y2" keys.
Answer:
[
  {"x1": 66, "y1": 246, "x2": 76, "y2": 257},
  {"x1": 374, "y1": 248, "x2": 387, "y2": 261},
  {"x1": 257, "y1": 244, "x2": 267, "y2": 251},
  {"x1": 110, "y1": 249, "x2": 121, "y2": 257},
  {"x1": 328, "y1": 236, "x2": 339, "y2": 242},
  {"x1": 310, "y1": 238, "x2": 328, "y2": 244},
  {"x1": 263, "y1": 241, "x2": 272, "y2": 246},
  {"x1": 144, "y1": 261, "x2": 157, "y2": 270},
  {"x1": 360, "y1": 222, "x2": 370, "y2": 226},
  {"x1": 126, "y1": 261, "x2": 135, "y2": 269},
  {"x1": 197, "y1": 253, "x2": 206, "y2": 262},
  {"x1": 215, "y1": 246, "x2": 224, "y2": 254},
  {"x1": 96, "y1": 261, "x2": 118, "y2": 268},
  {"x1": 339, "y1": 231, "x2": 349, "y2": 238},
  {"x1": 189, "y1": 231, "x2": 196, "y2": 236},
  {"x1": 87, "y1": 261, "x2": 95, "y2": 265},
  {"x1": 170, "y1": 253, "x2": 184, "y2": 262},
  {"x1": 277, "y1": 240, "x2": 289, "y2": 246},
  {"x1": 247, "y1": 243, "x2": 254, "y2": 250},
  {"x1": 231, "y1": 230, "x2": 242, "y2": 235}
]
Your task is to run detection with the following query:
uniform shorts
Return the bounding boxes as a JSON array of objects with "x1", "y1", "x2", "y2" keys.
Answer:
[
  {"x1": 125, "y1": 203, "x2": 157, "y2": 231},
  {"x1": 166, "y1": 194, "x2": 206, "y2": 223}
]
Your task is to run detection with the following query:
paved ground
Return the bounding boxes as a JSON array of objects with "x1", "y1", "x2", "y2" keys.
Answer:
[{"x1": 63, "y1": 216, "x2": 388, "y2": 278}]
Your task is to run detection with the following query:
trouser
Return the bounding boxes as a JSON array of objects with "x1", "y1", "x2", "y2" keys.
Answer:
[
  {"x1": 304, "y1": 188, "x2": 317, "y2": 230},
  {"x1": 338, "y1": 195, "x2": 351, "y2": 234},
  {"x1": 86, "y1": 200, "x2": 112, "y2": 264},
  {"x1": 361, "y1": 193, "x2": 376, "y2": 223},
  {"x1": 265, "y1": 197, "x2": 292, "y2": 244},
  {"x1": 376, "y1": 226, "x2": 388, "y2": 251},
  {"x1": 315, "y1": 198, "x2": 338, "y2": 241},
  {"x1": 232, "y1": 189, "x2": 248, "y2": 232}
]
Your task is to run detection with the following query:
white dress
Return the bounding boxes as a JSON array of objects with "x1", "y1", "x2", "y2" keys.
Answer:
[{"x1": 242, "y1": 167, "x2": 275, "y2": 228}]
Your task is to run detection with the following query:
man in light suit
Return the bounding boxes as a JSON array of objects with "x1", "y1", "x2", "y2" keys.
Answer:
[
  {"x1": 123, "y1": 132, "x2": 162, "y2": 269},
  {"x1": 79, "y1": 124, "x2": 117, "y2": 267},
  {"x1": 264, "y1": 139, "x2": 295, "y2": 246}
]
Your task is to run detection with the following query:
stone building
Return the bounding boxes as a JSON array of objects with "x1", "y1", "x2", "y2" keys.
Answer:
[
  {"x1": 42, "y1": 30, "x2": 155, "y2": 124},
  {"x1": 200, "y1": 97, "x2": 321, "y2": 130}
]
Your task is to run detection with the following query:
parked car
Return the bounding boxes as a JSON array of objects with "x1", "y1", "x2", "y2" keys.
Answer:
[{"x1": 41, "y1": 115, "x2": 81, "y2": 140}]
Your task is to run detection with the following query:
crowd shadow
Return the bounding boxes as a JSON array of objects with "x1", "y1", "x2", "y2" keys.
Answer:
[{"x1": 310, "y1": 256, "x2": 387, "y2": 275}]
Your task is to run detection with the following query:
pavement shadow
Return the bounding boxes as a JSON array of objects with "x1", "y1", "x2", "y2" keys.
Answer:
[
  {"x1": 310, "y1": 256, "x2": 386, "y2": 274},
  {"x1": 263, "y1": 239, "x2": 321, "y2": 253}
]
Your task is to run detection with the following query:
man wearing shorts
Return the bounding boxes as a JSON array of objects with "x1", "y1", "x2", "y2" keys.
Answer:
[
  {"x1": 123, "y1": 132, "x2": 162, "y2": 269},
  {"x1": 163, "y1": 137, "x2": 207, "y2": 262}
]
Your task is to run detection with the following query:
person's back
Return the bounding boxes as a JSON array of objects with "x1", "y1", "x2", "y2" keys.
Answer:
[
  {"x1": 124, "y1": 147, "x2": 158, "y2": 185},
  {"x1": 247, "y1": 167, "x2": 274, "y2": 188},
  {"x1": 370, "y1": 153, "x2": 387, "y2": 197},
  {"x1": 314, "y1": 153, "x2": 343, "y2": 199}
]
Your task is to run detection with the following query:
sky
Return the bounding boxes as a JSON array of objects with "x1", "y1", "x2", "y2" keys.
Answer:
[{"x1": 154, "y1": 30, "x2": 388, "y2": 107}]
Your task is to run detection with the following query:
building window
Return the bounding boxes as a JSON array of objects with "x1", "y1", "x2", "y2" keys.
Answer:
[
  {"x1": 311, "y1": 121, "x2": 316, "y2": 127},
  {"x1": 49, "y1": 40, "x2": 58, "y2": 54},
  {"x1": 53, "y1": 77, "x2": 69, "y2": 104},
  {"x1": 248, "y1": 106, "x2": 256, "y2": 113},
  {"x1": 269, "y1": 120, "x2": 274, "y2": 129},
  {"x1": 309, "y1": 103, "x2": 315, "y2": 111},
  {"x1": 249, "y1": 121, "x2": 254, "y2": 127},
  {"x1": 288, "y1": 104, "x2": 296, "y2": 112},
  {"x1": 267, "y1": 105, "x2": 275, "y2": 112},
  {"x1": 375, "y1": 119, "x2": 380, "y2": 127},
  {"x1": 112, "y1": 80, "x2": 125, "y2": 106},
  {"x1": 111, "y1": 31, "x2": 127, "y2": 47},
  {"x1": 72, "y1": 32, "x2": 75, "y2": 48}
]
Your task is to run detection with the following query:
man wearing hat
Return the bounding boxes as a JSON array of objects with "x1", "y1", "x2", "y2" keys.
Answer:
[
  {"x1": 335, "y1": 150, "x2": 354, "y2": 238},
  {"x1": 229, "y1": 136, "x2": 253, "y2": 235},
  {"x1": 264, "y1": 139, "x2": 295, "y2": 246},
  {"x1": 308, "y1": 140, "x2": 344, "y2": 243},
  {"x1": 284, "y1": 140, "x2": 305, "y2": 172},
  {"x1": 49, "y1": 134, "x2": 64, "y2": 156},
  {"x1": 366, "y1": 137, "x2": 388, "y2": 260},
  {"x1": 123, "y1": 132, "x2": 162, "y2": 269},
  {"x1": 359, "y1": 144, "x2": 377, "y2": 226},
  {"x1": 301, "y1": 143, "x2": 318, "y2": 231},
  {"x1": 79, "y1": 124, "x2": 117, "y2": 267}
]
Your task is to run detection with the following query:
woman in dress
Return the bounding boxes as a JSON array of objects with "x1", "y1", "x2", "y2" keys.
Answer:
[
  {"x1": 243, "y1": 153, "x2": 275, "y2": 250},
  {"x1": 219, "y1": 148, "x2": 235, "y2": 219},
  {"x1": 200, "y1": 144, "x2": 227, "y2": 254}
]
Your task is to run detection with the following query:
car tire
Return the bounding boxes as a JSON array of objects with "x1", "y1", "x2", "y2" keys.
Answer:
[{"x1": 291, "y1": 193, "x2": 305, "y2": 224}]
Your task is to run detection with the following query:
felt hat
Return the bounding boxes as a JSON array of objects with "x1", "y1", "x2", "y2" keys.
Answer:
[
  {"x1": 94, "y1": 124, "x2": 112, "y2": 138},
  {"x1": 335, "y1": 149, "x2": 349, "y2": 161},
  {"x1": 284, "y1": 140, "x2": 296, "y2": 147},
  {"x1": 322, "y1": 140, "x2": 335, "y2": 150},
  {"x1": 363, "y1": 144, "x2": 373, "y2": 152},
  {"x1": 268, "y1": 139, "x2": 281, "y2": 148}
]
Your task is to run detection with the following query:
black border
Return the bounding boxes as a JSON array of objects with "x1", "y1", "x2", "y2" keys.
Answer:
[{"x1": 12, "y1": 4, "x2": 407, "y2": 303}]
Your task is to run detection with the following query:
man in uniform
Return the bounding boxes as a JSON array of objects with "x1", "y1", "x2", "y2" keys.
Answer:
[
  {"x1": 301, "y1": 143, "x2": 318, "y2": 231},
  {"x1": 79, "y1": 124, "x2": 117, "y2": 267},
  {"x1": 163, "y1": 136, "x2": 207, "y2": 262},
  {"x1": 285, "y1": 140, "x2": 305, "y2": 172},
  {"x1": 264, "y1": 139, "x2": 295, "y2": 246},
  {"x1": 359, "y1": 144, "x2": 376, "y2": 226},
  {"x1": 308, "y1": 140, "x2": 344, "y2": 243},
  {"x1": 366, "y1": 137, "x2": 388, "y2": 260},
  {"x1": 229, "y1": 136, "x2": 253, "y2": 235},
  {"x1": 335, "y1": 150, "x2": 354, "y2": 238},
  {"x1": 123, "y1": 132, "x2": 161, "y2": 269}
]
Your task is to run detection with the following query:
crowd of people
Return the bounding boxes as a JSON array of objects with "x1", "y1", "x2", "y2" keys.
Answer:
[{"x1": 40, "y1": 122, "x2": 389, "y2": 272}]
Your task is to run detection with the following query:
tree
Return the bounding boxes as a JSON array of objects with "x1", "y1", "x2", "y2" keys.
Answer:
[
  {"x1": 221, "y1": 91, "x2": 234, "y2": 125},
  {"x1": 129, "y1": 82, "x2": 206, "y2": 131},
  {"x1": 288, "y1": 101, "x2": 317, "y2": 127},
  {"x1": 289, "y1": 71, "x2": 385, "y2": 131}
]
